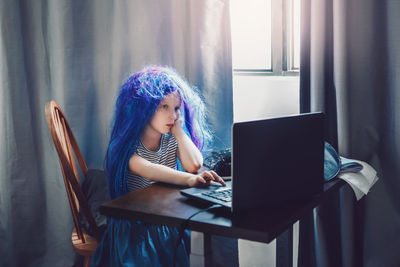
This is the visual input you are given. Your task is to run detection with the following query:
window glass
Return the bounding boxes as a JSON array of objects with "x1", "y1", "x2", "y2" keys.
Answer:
[{"x1": 230, "y1": 0, "x2": 272, "y2": 70}]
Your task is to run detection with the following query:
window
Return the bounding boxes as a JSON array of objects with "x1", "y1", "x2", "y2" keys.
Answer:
[
  {"x1": 230, "y1": 0, "x2": 301, "y2": 74},
  {"x1": 231, "y1": 0, "x2": 301, "y2": 123}
]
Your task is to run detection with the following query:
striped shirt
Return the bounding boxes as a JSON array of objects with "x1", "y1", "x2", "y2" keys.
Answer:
[{"x1": 126, "y1": 134, "x2": 178, "y2": 192}]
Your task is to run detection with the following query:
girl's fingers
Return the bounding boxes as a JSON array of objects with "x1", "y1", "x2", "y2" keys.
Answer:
[
  {"x1": 175, "y1": 117, "x2": 183, "y2": 127},
  {"x1": 197, "y1": 171, "x2": 225, "y2": 186},
  {"x1": 210, "y1": 170, "x2": 225, "y2": 186},
  {"x1": 198, "y1": 176, "x2": 207, "y2": 184},
  {"x1": 207, "y1": 171, "x2": 216, "y2": 181},
  {"x1": 209, "y1": 170, "x2": 220, "y2": 179},
  {"x1": 201, "y1": 171, "x2": 214, "y2": 181},
  {"x1": 196, "y1": 176, "x2": 209, "y2": 188}
]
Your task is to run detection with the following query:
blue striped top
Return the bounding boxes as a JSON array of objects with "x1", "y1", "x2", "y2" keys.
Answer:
[{"x1": 126, "y1": 134, "x2": 178, "y2": 192}]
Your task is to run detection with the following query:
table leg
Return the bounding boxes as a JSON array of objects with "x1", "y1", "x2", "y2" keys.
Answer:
[
  {"x1": 190, "y1": 231, "x2": 212, "y2": 267},
  {"x1": 276, "y1": 226, "x2": 293, "y2": 267}
]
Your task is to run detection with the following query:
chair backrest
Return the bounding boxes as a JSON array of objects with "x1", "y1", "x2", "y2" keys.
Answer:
[{"x1": 45, "y1": 100, "x2": 102, "y2": 242}]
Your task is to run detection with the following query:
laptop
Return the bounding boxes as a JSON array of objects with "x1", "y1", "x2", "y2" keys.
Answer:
[{"x1": 180, "y1": 113, "x2": 324, "y2": 213}]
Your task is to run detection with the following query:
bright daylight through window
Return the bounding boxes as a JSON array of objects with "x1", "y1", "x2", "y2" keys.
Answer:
[{"x1": 230, "y1": 0, "x2": 301, "y2": 123}]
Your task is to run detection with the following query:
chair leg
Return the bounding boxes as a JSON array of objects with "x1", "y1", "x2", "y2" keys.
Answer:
[{"x1": 83, "y1": 256, "x2": 91, "y2": 267}]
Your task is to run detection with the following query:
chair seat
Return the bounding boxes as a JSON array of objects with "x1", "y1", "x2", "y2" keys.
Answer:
[{"x1": 72, "y1": 228, "x2": 99, "y2": 257}]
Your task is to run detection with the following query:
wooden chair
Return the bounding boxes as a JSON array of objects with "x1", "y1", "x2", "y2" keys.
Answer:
[{"x1": 45, "y1": 100, "x2": 102, "y2": 267}]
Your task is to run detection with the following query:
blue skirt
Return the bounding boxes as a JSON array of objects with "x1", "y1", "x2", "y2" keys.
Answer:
[{"x1": 91, "y1": 218, "x2": 190, "y2": 267}]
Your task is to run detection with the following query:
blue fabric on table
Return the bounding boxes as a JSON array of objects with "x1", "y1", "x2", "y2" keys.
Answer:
[
  {"x1": 323, "y1": 142, "x2": 363, "y2": 182},
  {"x1": 324, "y1": 142, "x2": 341, "y2": 181}
]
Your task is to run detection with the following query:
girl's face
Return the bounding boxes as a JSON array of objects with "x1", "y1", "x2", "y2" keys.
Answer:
[{"x1": 148, "y1": 91, "x2": 182, "y2": 135}]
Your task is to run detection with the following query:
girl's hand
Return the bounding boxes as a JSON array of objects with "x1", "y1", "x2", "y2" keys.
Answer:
[
  {"x1": 187, "y1": 170, "x2": 226, "y2": 187},
  {"x1": 170, "y1": 117, "x2": 184, "y2": 136}
]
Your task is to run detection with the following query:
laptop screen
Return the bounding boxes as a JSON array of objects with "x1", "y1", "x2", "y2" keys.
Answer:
[{"x1": 232, "y1": 113, "x2": 324, "y2": 213}]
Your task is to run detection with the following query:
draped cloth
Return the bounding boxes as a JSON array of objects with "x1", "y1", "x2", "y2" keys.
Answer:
[
  {"x1": 0, "y1": 1, "x2": 234, "y2": 266},
  {"x1": 299, "y1": 0, "x2": 400, "y2": 266}
]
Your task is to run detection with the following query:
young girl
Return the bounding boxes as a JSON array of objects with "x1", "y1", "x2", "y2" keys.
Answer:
[{"x1": 91, "y1": 66, "x2": 225, "y2": 266}]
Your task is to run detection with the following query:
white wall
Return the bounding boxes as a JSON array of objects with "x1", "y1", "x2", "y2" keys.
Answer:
[{"x1": 233, "y1": 75, "x2": 299, "y2": 122}]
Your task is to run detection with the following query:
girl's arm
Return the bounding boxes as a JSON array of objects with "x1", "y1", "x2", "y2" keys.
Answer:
[
  {"x1": 129, "y1": 154, "x2": 224, "y2": 187},
  {"x1": 171, "y1": 120, "x2": 203, "y2": 173}
]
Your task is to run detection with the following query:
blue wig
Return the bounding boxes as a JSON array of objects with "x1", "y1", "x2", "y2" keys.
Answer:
[{"x1": 105, "y1": 66, "x2": 212, "y2": 199}]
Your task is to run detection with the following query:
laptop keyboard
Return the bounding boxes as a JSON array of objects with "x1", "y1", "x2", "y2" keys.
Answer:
[{"x1": 201, "y1": 188, "x2": 232, "y2": 202}]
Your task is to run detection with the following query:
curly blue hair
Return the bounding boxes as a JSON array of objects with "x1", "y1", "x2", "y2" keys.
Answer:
[{"x1": 105, "y1": 66, "x2": 212, "y2": 199}]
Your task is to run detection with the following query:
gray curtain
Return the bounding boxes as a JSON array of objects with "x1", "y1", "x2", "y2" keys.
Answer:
[
  {"x1": 300, "y1": 0, "x2": 400, "y2": 266},
  {"x1": 0, "y1": 1, "x2": 233, "y2": 266}
]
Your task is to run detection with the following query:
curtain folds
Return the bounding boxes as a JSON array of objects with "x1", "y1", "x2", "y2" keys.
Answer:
[
  {"x1": 0, "y1": 1, "x2": 233, "y2": 266},
  {"x1": 300, "y1": 0, "x2": 400, "y2": 266}
]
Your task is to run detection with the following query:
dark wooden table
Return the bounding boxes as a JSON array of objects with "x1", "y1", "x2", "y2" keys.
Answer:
[{"x1": 100, "y1": 178, "x2": 346, "y2": 266}]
